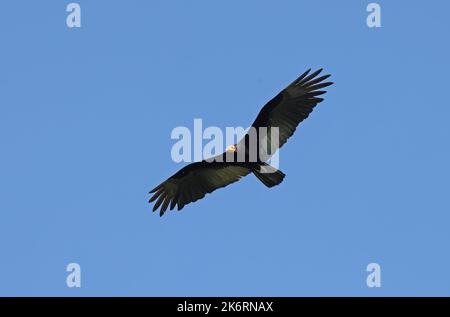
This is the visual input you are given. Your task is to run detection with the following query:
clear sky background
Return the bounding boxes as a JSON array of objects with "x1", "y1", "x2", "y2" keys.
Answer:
[{"x1": 1, "y1": 1, "x2": 449, "y2": 296}]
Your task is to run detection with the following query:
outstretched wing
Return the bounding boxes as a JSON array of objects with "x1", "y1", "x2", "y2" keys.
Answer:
[
  {"x1": 149, "y1": 162, "x2": 251, "y2": 216},
  {"x1": 248, "y1": 68, "x2": 333, "y2": 155}
]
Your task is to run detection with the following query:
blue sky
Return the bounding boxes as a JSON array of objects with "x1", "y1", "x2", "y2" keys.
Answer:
[{"x1": 1, "y1": 0, "x2": 449, "y2": 296}]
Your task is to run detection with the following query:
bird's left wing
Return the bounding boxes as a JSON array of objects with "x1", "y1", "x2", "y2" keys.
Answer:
[{"x1": 149, "y1": 162, "x2": 251, "y2": 216}]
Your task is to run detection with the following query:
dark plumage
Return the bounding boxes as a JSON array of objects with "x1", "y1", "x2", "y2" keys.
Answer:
[{"x1": 149, "y1": 68, "x2": 333, "y2": 216}]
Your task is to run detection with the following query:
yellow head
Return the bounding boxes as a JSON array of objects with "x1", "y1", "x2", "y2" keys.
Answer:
[{"x1": 226, "y1": 144, "x2": 237, "y2": 152}]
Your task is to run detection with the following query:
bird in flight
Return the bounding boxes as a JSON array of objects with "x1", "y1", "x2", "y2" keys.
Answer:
[{"x1": 149, "y1": 68, "x2": 333, "y2": 216}]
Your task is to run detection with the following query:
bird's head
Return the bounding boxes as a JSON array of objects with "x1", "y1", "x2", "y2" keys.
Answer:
[{"x1": 226, "y1": 144, "x2": 237, "y2": 152}]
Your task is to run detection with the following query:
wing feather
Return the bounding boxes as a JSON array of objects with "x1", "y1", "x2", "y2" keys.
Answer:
[
  {"x1": 247, "y1": 68, "x2": 333, "y2": 154},
  {"x1": 149, "y1": 162, "x2": 251, "y2": 216}
]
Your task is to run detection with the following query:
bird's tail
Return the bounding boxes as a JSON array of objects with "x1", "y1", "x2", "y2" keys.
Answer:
[{"x1": 252, "y1": 163, "x2": 285, "y2": 188}]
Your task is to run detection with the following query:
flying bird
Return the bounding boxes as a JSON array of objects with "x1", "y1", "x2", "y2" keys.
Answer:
[{"x1": 149, "y1": 68, "x2": 333, "y2": 216}]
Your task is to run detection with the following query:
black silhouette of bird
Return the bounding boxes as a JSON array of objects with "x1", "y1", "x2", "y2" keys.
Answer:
[{"x1": 149, "y1": 68, "x2": 333, "y2": 216}]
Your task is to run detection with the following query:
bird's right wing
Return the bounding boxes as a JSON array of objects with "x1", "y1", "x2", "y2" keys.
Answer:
[
  {"x1": 245, "y1": 68, "x2": 333, "y2": 157},
  {"x1": 149, "y1": 162, "x2": 251, "y2": 216}
]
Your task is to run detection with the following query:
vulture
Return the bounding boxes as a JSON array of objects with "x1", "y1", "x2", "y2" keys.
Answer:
[{"x1": 149, "y1": 68, "x2": 333, "y2": 216}]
